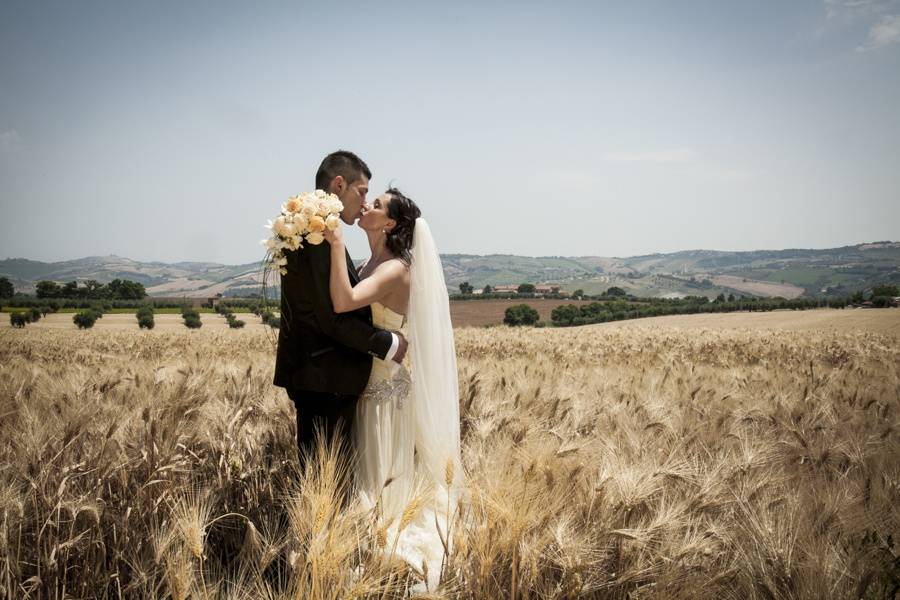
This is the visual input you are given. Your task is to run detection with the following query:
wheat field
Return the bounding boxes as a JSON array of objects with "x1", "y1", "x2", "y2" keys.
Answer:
[{"x1": 1, "y1": 313, "x2": 899, "y2": 599}]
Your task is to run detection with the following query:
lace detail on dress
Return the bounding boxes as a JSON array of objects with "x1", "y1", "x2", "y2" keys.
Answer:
[{"x1": 362, "y1": 365, "x2": 411, "y2": 410}]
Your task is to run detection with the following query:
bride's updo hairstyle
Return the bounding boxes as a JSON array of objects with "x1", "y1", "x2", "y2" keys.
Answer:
[{"x1": 385, "y1": 187, "x2": 421, "y2": 264}]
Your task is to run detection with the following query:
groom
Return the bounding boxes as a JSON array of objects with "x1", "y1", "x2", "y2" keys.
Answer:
[{"x1": 273, "y1": 150, "x2": 408, "y2": 465}]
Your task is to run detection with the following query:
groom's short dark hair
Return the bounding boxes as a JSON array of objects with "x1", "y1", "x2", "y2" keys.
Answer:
[{"x1": 315, "y1": 150, "x2": 372, "y2": 190}]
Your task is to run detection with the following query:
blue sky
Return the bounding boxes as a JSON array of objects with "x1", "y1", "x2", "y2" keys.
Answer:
[{"x1": 1, "y1": 0, "x2": 898, "y2": 263}]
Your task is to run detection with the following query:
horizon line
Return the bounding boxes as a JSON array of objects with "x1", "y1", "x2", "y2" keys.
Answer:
[{"x1": 1, "y1": 239, "x2": 898, "y2": 267}]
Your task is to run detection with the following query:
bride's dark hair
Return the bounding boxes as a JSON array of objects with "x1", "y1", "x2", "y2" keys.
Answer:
[{"x1": 384, "y1": 187, "x2": 421, "y2": 264}]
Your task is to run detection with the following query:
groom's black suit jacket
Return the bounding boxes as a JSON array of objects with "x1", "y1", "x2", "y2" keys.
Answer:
[{"x1": 273, "y1": 240, "x2": 393, "y2": 396}]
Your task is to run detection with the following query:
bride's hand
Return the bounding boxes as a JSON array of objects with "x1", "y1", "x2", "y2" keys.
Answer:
[{"x1": 324, "y1": 222, "x2": 343, "y2": 245}]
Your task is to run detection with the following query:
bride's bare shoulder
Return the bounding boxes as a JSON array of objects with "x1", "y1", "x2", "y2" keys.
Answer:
[
  {"x1": 381, "y1": 257, "x2": 410, "y2": 271},
  {"x1": 371, "y1": 258, "x2": 409, "y2": 279}
]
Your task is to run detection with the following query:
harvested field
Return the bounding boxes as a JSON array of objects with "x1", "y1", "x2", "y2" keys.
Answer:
[
  {"x1": 449, "y1": 298, "x2": 596, "y2": 327},
  {"x1": 593, "y1": 307, "x2": 900, "y2": 337},
  {"x1": 710, "y1": 274, "x2": 805, "y2": 299}
]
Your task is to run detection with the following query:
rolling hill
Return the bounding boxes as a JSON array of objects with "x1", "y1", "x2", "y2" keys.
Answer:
[{"x1": 1, "y1": 241, "x2": 898, "y2": 300}]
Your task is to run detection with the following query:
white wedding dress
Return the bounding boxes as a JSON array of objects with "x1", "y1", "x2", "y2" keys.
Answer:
[
  {"x1": 353, "y1": 219, "x2": 462, "y2": 591},
  {"x1": 354, "y1": 303, "x2": 448, "y2": 589},
  {"x1": 355, "y1": 302, "x2": 415, "y2": 523}
]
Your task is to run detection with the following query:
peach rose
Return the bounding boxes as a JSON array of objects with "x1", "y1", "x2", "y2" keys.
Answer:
[
  {"x1": 306, "y1": 231, "x2": 325, "y2": 245},
  {"x1": 284, "y1": 196, "x2": 302, "y2": 213},
  {"x1": 308, "y1": 215, "x2": 326, "y2": 232}
]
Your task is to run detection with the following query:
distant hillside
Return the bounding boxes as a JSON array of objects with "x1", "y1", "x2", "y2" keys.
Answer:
[
  {"x1": 2, "y1": 241, "x2": 898, "y2": 300},
  {"x1": 0, "y1": 256, "x2": 263, "y2": 298}
]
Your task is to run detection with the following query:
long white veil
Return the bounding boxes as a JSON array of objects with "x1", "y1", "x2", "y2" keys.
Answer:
[
  {"x1": 408, "y1": 218, "x2": 462, "y2": 505},
  {"x1": 356, "y1": 217, "x2": 461, "y2": 591}
]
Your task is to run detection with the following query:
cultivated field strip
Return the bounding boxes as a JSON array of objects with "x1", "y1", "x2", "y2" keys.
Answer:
[{"x1": 0, "y1": 322, "x2": 898, "y2": 598}]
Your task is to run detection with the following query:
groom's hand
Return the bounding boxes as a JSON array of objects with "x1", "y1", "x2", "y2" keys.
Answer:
[{"x1": 392, "y1": 332, "x2": 408, "y2": 363}]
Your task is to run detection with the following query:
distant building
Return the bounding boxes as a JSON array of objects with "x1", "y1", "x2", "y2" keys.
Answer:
[
  {"x1": 536, "y1": 285, "x2": 567, "y2": 297},
  {"x1": 491, "y1": 285, "x2": 519, "y2": 294},
  {"x1": 485, "y1": 284, "x2": 567, "y2": 296}
]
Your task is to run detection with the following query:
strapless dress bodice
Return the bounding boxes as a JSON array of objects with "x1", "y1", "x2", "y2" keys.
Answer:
[
  {"x1": 369, "y1": 302, "x2": 408, "y2": 383},
  {"x1": 371, "y1": 301, "x2": 406, "y2": 333}
]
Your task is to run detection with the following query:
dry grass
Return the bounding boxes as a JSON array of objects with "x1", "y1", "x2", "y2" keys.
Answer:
[
  {"x1": 1, "y1": 319, "x2": 898, "y2": 599},
  {"x1": 589, "y1": 307, "x2": 900, "y2": 337}
]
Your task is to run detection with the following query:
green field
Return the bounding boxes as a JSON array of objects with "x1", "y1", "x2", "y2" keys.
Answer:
[{"x1": 756, "y1": 267, "x2": 854, "y2": 287}]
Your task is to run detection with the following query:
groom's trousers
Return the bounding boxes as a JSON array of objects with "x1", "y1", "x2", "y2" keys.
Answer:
[{"x1": 287, "y1": 388, "x2": 359, "y2": 472}]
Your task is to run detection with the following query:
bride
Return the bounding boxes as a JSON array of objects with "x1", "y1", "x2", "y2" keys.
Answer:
[{"x1": 323, "y1": 188, "x2": 462, "y2": 589}]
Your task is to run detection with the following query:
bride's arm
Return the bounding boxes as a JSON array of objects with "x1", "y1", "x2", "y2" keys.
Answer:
[{"x1": 325, "y1": 226, "x2": 405, "y2": 313}]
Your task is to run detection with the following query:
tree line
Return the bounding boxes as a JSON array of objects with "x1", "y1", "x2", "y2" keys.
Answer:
[
  {"x1": 34, "y1": 278, "x2": 147, "y2": 300},
  {"x1": 498, "y1": 285, "x2": 899, "y2": 328},
  {"x1": 0, "y1": 276, "x2": 149, "y2": 301},
  {"x1": 454, "y1": 282, "x2": 630, "y2": 300},
  {"x1": 548, "y1": 295, "x2": 887, "y2": 328}
]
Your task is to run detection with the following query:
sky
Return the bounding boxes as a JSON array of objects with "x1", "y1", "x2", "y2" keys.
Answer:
[{"x1": 1, "y1": 0, "x2": 899, "y2": 264}]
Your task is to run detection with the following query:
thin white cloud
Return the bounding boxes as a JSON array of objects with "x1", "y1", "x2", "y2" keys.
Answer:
[
  {"x1": 602, "y1": 148, "x2": 697, "y2": 164},
  {"x1": 0, "y1": 129, "x2": 22, "y2": 153},
  {"x1": 857, "y1": 13, "x2": 900, "y2": 49},
  {"x1": 820, "y1": 1, "x2": 900, "y2": 51},
  {"x1": 825, "y1": 0, "x2": 896, "y2": 20}
]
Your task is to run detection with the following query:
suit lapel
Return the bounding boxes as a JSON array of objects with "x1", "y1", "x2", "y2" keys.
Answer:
[{"x1": 346, "y1": 248, "x2": 361, "y2": 285}]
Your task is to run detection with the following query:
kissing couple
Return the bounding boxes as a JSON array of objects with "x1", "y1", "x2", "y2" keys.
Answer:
[{"x1": 273, "y1": 150, "x2": 461, "y2": 584}]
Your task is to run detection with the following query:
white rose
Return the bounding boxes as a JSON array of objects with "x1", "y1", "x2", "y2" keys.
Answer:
[
  {"x1": 315, "y1": 189, "x2": 327, "y2": 198},
  {"x1": 306, "y1": 231, "x2": 325, "y2": 245},
  {"x1": 292, "y1": 213, "x2": 308, "y2": 232},
  {"x1": 281, "y1": 222, "x2": 296, "y2": 237},
  {"x1": 315, "y1": 199, "x2": 330, "y2": 217},
  {"x1": 325, "y1": 214, "x2": 340, "y2": 231},
  {"x1": 301, "y1": 202, "x2": 316, "y2": 219},
  {"x1": 272, "y1": 215, "x2": 287, "y2": 236}
]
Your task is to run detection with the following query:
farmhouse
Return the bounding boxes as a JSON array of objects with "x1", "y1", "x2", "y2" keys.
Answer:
[
  {"x1": 490, "y1": 285, "x2": 520, "y2": 294},
  {"x1": 486, "y1": 284, "x2": 567, "y2": 297}
]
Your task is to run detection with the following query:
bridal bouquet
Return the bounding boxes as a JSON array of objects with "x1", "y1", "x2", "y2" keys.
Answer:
[{"x1": 262, "y1": 190, "x2": 343, "y2": 275}]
